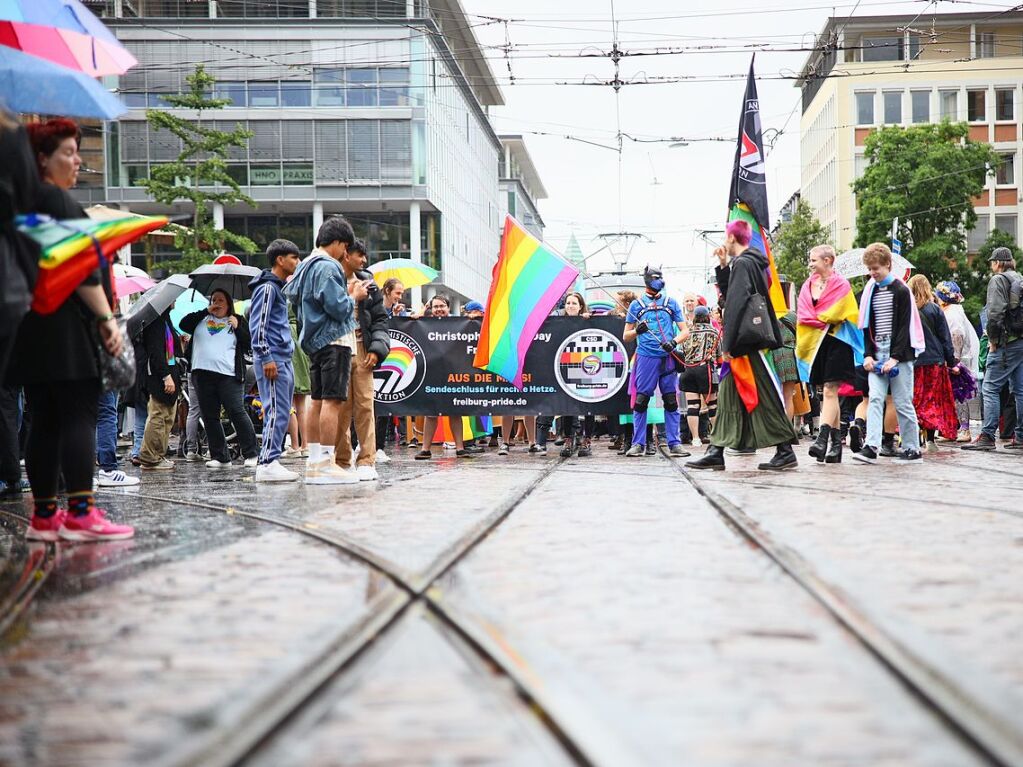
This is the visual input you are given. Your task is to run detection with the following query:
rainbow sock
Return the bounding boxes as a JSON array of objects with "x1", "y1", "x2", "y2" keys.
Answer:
[
  {"x1": 33, "y1": 498, "x2": 58, "y2": 518},
  {"x1": 68, "y1": 493, "x2": 94, "y2": 518}
]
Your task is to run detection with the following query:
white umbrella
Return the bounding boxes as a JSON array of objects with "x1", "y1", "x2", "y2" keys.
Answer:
[{"x1": 833, "y1": 248, "x2": 914, "y2": 279}]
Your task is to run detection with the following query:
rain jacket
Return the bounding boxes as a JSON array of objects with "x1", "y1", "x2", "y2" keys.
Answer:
[
  {"x1": 247, "y1": 269, "x2": 294, "y2": 365},
  {"x1": 283, "y1": 249, "x2": 356, "y2": 356},
  {"x1": 985, "y1": 269, "x2": 1023, "y2": 348}
]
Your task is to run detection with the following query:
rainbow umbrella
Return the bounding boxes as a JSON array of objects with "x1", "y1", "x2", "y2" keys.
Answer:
[
  {"x1": 0, "y1": 0, "x2": 136, "y2": 77},
  {"x1": 18, "y1": 213, "x2": 169, "y2": 315},
  {"x1": 369, "y1": 258, "x2": 439, "y2": 289}
]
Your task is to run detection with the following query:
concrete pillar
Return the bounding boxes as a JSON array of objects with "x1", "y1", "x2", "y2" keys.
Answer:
[
  {"x1": 406, "y1": 0, "x2": 415, "y2": 16},
  {"x1": 312, "y1": 202, "x2": 324, "y2": 242},
  {"x1": 309, "y1": 0, "x2": 317, "y2": 19},
  {"x1": 212, "y1": 202, "x2": 224, "y2": 229},
  {"x1": 409, "y1": 201, "x2": 422, "y2": 310}
]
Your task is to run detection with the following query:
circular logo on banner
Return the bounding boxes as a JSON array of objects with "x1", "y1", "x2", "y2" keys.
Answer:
[
  {"x1": 554, "y1": 329, "x2": 629, "y2": 403},
  {"x1": 373, "y1": 330, "x2": 426, "y2": 403}
]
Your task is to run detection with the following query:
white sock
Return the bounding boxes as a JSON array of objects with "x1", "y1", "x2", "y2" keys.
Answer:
[{"x1": 307, "y1": 443, "x2": 322, "y2": 463}]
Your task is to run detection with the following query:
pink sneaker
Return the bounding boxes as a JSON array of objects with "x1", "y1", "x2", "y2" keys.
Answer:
[
  {"x1": 26, "y1": 510, "x2": 67, "y2": 542},
  {"x1": 59, "y1": 507, "x2": 134, "y2": 542}
]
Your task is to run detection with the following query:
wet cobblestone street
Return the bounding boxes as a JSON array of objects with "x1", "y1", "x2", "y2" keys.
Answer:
[{"x1": 0, "y1": 439, "x2": 1020, "y2": 766}]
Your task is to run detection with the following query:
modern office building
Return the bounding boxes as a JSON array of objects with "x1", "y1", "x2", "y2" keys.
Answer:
[
  {"x1": 81, "y1": 0, "x2": 505, "y2": 307},
  {"x1": 797, "y1": 11, "x2": 1023, "y2": 251},
  {"x1": 498, "y1": 134, "x2": 547, "y2": 240}
]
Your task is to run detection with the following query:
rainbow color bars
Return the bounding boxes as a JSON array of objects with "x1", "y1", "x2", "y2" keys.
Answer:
[{"x1": 474, "y1": 216, "x2": 579, "y2": 389}]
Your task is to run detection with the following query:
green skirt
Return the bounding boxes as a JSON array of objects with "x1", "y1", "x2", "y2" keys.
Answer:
[
  {"x1": 290, "y1": 321, "x2": 311, "y2": 394},
  {"x1": 711, "y1": 352, "x2": 796, "y2": 450}
]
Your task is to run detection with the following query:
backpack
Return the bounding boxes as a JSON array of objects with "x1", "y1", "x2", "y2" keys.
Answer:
[{"x1": 1003, "y1": 273, "x2": 1023, "y2": 336}]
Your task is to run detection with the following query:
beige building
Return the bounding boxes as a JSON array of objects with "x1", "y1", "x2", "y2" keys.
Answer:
[{"x1": 797, "y1": 11, "x2": 1023, "y2": 252}]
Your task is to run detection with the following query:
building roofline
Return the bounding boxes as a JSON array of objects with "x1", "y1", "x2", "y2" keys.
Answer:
[
  {"x1": 498, "y1": 134, "x2": 548, "y2": 200},
  {"x1": 431, "y1": 0, "x2": 504, "y2": 107}
]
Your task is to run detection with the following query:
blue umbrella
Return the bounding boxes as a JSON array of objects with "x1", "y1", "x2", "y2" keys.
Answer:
[{"x1": 0, "y1": 45, "x2": 125, "y2": 119}]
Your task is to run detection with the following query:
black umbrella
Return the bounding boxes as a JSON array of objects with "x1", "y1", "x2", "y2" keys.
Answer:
[
  {"x1": 124, "y1": 274, "x2": 191, "y2": 338},
  {"x1": 189, "y1": 263, "x2": 262, "y2": 300}
]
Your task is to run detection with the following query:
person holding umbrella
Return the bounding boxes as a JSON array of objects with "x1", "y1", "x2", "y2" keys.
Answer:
[{"x1": 179, "y1": 288, "x2": 258, "y2": 469}]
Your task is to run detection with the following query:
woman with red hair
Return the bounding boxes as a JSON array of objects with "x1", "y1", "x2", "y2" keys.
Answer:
[{"x1": 10, "y1": 118, "x2": 133, "y2": 542}]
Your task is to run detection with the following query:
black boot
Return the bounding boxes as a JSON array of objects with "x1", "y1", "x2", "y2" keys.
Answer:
[
  {"x1": 825, "y1": 426, "x2": 843, "y2": 463},
  {"x1": 808, "y1": 423, "x2": 831, "y2": 462},
  {"x1": 758, "y1": 442, "x2": 798, "y2": 471},
  {"x1": 848, "y1": 418, "x2": 865, "y2": 454},
  {"x1": 618, "y1": 425, "x2": 633, "y2": 455},
  {"x1": 686, "y1": 444, "x2": 725, "y2": 471}
]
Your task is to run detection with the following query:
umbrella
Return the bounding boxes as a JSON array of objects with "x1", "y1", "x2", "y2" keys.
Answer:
[
  {"x1": 369, "y1": 258, "x2": 439, "y2": 289},
  {"x1": 169, "y1": 289, "x2": 210, "y2": 334},
  {"x1": 125, "y1": 274, "x2": 191, "y2": 338},
  {"x1": 834, "y1": 248, "x2": 915, "y2": 280},
  {"x1": 0, "y1": 0, "x2": 125, "y2": 45},
  {"x1": 0, "y1": 19, "x2": 136, "y2": 77},
  {"x1": 116, "y1": 274, "x2": 155, "y2": 297},
  {"x1": 0, "y1": 46, "x2": 125, "y2": 119},
  {"x1": 18, "y1": 213, "x2": 169, "y2": 314},
  {"x1": 189, "y1": 263, "x2": 261, "y2": 300}
]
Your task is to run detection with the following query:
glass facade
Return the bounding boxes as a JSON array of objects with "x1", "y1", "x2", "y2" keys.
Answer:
[{"x1": 107, "y1": 0, "x2": 429, "y2": 18}]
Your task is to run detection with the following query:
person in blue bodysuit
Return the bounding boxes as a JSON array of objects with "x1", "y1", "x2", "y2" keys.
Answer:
[{"x1": 623, "y1": 266, "x2": 690, "y2": 457}]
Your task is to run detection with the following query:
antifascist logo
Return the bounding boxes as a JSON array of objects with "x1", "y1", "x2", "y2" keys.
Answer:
[
  {"x1": 373, "y1": 330, "x2": 426, "y2": 403},
  {"x1": 555, "y1": 329, "x2": 629, "y2": 403}
]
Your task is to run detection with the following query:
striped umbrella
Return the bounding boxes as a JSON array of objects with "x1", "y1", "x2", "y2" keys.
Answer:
[
  {"x1": 0, "y1": 0, "x2": 136, "y2": 77},
  {"x1": 18, "y1": 213, "x2": 169, "y2": 315},
  {"x1": 368, "y1": 258, "x2": 439, "y2": 289}
]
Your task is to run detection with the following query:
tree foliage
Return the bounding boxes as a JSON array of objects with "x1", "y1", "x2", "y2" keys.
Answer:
[
  {"x1": 771, "y1": 197, "x2": 832, "y2": 286},
  {"x1": 137, "y1": 65, "x2": 257, "y2": 274},
  {"x1": 852, "y1": 122, "x2": 999, "y2": 287}
]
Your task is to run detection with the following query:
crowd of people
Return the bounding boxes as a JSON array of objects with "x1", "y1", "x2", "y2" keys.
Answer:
[{"x1": 2, "y1": 118, "x2": 1022, "y2": 545}]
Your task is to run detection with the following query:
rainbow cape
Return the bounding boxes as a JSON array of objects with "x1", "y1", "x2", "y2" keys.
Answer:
[
  {"x1": 474, "y1": 216, "x2": 579, "y2": 388},
  {"x1": 728, "y1": 203, "x2": 787, "y2": 317},
  {"x1": 795, "y1": 274, "x2": 864, "y2": 382}
]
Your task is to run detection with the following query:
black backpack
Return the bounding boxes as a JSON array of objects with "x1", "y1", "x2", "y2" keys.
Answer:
[{"x1": 1003, "y1": 273, "x2": 1023, "y2": 336}]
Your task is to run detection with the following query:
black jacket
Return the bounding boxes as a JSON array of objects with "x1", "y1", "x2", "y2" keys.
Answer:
[
  {"x1": 916, "y1": 301, "x2": 957, "y2": 367},
  {"x1": 142, "y1": 315, "x2": 183, "y2": 405},
  {"x1": 720, "y1": 247, "x2": 785, "y2": 358},
  {"x1": 862, "y1": 279, "x2": 917, "y2": 363},
  {"x1": 353, "y1": 268, "x2": 391, "y2": 365},
  {"x1": 180, "y1": 310, "x2": 251, "y2": 381}
]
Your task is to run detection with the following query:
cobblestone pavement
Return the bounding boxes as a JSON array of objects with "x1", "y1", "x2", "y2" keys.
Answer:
[{"x1": 0, "y1": 439, "x2": 1019, "y2": 765}]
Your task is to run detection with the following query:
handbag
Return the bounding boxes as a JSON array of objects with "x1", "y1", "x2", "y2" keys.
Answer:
[
  {"x1": 791, "y1": 382, "x2": 812, "y2": 416},
  {"x1": 98, "y1": 317, "x2": 136, "y2": 392},
  {"x1": 734, "y1": 293, "x2": 778, "y2": 350}
]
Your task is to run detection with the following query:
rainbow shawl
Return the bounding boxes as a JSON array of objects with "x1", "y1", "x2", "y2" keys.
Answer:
[
  {"x1": 431, "y1": 416, "x2": 492, "y2": 443},
  {"x1": 857, "y1": 276, "x2": 926, "y2": 356},
  {"x1": 474, "y1": 216, "x2": 579, "y2": 389},
  {"x1": 795, "y1": 274, "x2": 864, "y2": 382},
  {"x1": 721, "y1": 351, "x2": 784, "y2": 413}
]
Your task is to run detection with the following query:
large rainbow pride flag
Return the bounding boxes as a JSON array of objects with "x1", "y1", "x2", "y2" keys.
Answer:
[
  {"x1": 728, "y1": 202, "x2": 787, "y2": 317},
  {"x1": 474, "y1": 216, "x2": 579, "y2": 389}
]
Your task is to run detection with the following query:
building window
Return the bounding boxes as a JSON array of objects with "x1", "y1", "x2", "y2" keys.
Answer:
[
  {"x1": 378, "y1": 68, "x2": 410, "y2": 106},
  {"x1": 281, "y1": 81, "x2": 312, "y2": 108},
  {"x1": 347, "y1": 69, "x2": 378, "y2": 107},
  {"x1": 968, "y1": 89, "x2": 987, "y2": 121},
  {"x1": 856, "y1": 92, "x2": 874, "y2": 125},
  {"x1": 214, "y1": 81, "x2": 247, "y2": 107},
  {"x1": 883, "y1": 91, "x2": 902, "y2": 124},
  {"x1": 939, "y1": 90, "x2": 958, "y2": 121},
  {"x1": 997, "y1": 153, "x2": 1015, "y2": 185},
  {"x1": 996, "y1": 89, "x2": 1014, "y2": 121},
  {"x1": 862, "y1": 36, "x2": 903, "y2": 62},
  {"x1": 854, "y1": 154, "x2": 868, "y2": 181},
  {"x1": 995, "y1": 214, "x2": 1017, "y2": 238},
  {"x1": 967, "y1": 223, "x2": 989, "y2": 253},
  {"x1": 507, "y1": 190, "x2": 516, "y2": 218},
  {"x1": 911, "y1": 91, "x2": 930, "y2": 123},
  {"x1": 314, "y1": 68, "x2": 345, "y2": 107},
  {"x1": 248, "y1": 81, "x2": 280, "y2": 108},
  {"x1": 977, "y1": 31, "x2": 996, "y2": 58},
  {"x1": 907, "y1": 35, "x2": 921, "y2": 60}
]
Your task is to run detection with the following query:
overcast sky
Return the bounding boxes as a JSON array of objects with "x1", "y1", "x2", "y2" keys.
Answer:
[{"x1": 468, "y1": 0, "x2": 1004, "y2": 294}]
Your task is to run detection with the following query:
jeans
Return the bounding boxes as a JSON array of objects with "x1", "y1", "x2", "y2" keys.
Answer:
[
  {"x1": 185, "y1": 373, "x2": 201, "y2": 452},
  {"x1": 131, "y1": 402, "x2": 147, "y2": 458},
  {"x1": 866, "y1": 339, "x2": 919, "y2": 451},
  {"x1": 193, "y1": 369, "x2": 258, "y2": 463},
  {"x1": 96, "y1": 390, "x2": 119, "y2": 471},
  {"x1": 254, "y1": 358, "x2": 294, "y2": 465},
  {"x1": 980, "y1": 338, "x2": 1023, "y2": 440}
]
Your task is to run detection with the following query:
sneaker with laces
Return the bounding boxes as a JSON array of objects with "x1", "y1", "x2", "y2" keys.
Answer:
[
  {"x1": 97, "y1": 469, "x2": 141, "y2": 488},
  {"x1": 141, "y1": 458, "x2": 175, "y2": 471},
  {"x1": 895, "y1": 448, "x2": 922, "y2": 461},
  {"x1": 59, "y1": 507, "x2": 134, "y2": 541},
  {"x1": 961, "y1": 433, "x2": 996, "y2": 451},
  {"x1": 852, "y1": 445, "x2": 878, "y2": 463},
  {"x1": 184, "y1": 450, "x2": 201, "y2": 462},
  {"x1": 206, "y1": 459, "x2": 232, "y2": 469},
  {"x1": 497, "y1": 443, "x2": 510, "y2": 456},
  {"x1": 26, "y1": 510, "x2": 67, "y2": 542},
  {"x1": 1006, "y1": 439, "x2": 1023, "y2": 451},
  {"x1": 243, "y1": 456, "x2": 258, "y2": 468},
  {"x1": 254, "y1": 460, "x2": 299, "y2": 483},
  {"x1": 669, "y1": 443, "x2": 691, "y2": 458},
  {"x1": 0, "y1": 478, "x2": 31, "y2": 498},
  {"x1": 356, "y1": 464, "x2": 379, "y2": 481},
  {"x1": 536, "y1": 443, "x2": 548, "y2": 455},
  {"x1": 375, "y1": 449, "x2": 391, "y2": 464},
  {"x1": 305, "y1": 459, "x2": 358, "y2": 485},
  {"x1": 624, "y1": 443, "x2": 644, "y2": 457}
]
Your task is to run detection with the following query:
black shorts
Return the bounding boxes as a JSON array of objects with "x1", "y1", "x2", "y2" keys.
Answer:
[{"x1": 309, "y1": 344, "x2": 351, "y2": 401}]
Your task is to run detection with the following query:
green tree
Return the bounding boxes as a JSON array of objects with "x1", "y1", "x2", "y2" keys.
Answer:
[
  {"x1": 852, "y1": 122, "x2": 999, "y2": 284},
  {"x1": 772, "y1": 197, "x2": 832, "y2": 286},
  {"x1": 138, "y1": 65, "x2": 256, "y2": 273}
]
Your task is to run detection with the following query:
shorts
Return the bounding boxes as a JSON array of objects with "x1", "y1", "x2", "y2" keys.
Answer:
[{"x1": 309, "y1": 344, "x2": 352, "y2": 401}]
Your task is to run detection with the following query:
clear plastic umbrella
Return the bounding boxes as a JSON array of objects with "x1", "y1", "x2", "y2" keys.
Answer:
[{"x1": 833, "y1": 248, "x2": 914, "y2": 279}]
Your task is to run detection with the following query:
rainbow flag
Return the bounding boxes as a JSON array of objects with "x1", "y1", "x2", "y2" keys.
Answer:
[
  {"x1": 795, "y1": 275, "x2": 864, "y2": 382},
  {"x1": 431, "y1": 415, "x2": 492, "y2": 443},
  {"x1": 474, "y1": 216, "x2": 579, "y2": 389},
  {"x1": 728, "y1": 203, "x2": 787, "y2": 317}
]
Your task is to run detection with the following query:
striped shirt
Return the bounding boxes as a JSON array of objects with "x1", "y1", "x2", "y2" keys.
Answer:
[{"x1": 871, "y1": 284, "x2": 896, "y2": 336}]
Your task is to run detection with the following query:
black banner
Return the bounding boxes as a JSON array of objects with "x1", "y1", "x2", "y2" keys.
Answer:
[{"x1": 373, "y1": 316, "x2": 633, "y2": 416}]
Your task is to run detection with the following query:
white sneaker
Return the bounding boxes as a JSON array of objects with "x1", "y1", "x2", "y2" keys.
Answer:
[
  {"x1": 443, "y1": 441, "x2": 456, "y2": 450},
  {"x1": 375, "y1": 449, "x2": 390, "y2": 464},
  {"x1": 305, "y1": 459, "x2": 359, "y2": 485},
  {"x1": 243, "y1": 456, "x2": 258, "y2": 468},
  {"x1": 206, "y1": 459, "x2": 231, "y2": 469},
  {"x1": 184, "y1": 450, "x2": 201, "y2": 462},
  {"x1": 356, "y1": 464, "x2": 378, "y2": 481},
  {"x1": 255, "y1": 460, "x2": 299, "y2": 483},
  {"x1": 96, "y1": 469, "x2": 141, "y2": 488}
]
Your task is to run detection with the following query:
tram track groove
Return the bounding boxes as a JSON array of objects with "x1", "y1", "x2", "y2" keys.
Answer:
[
  {"x1": 0, "y1": 508, "x2": 56, "y2": 637},
  {"x1": 661, "y1": 448, "x2": 1023, "y2": 767}
]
